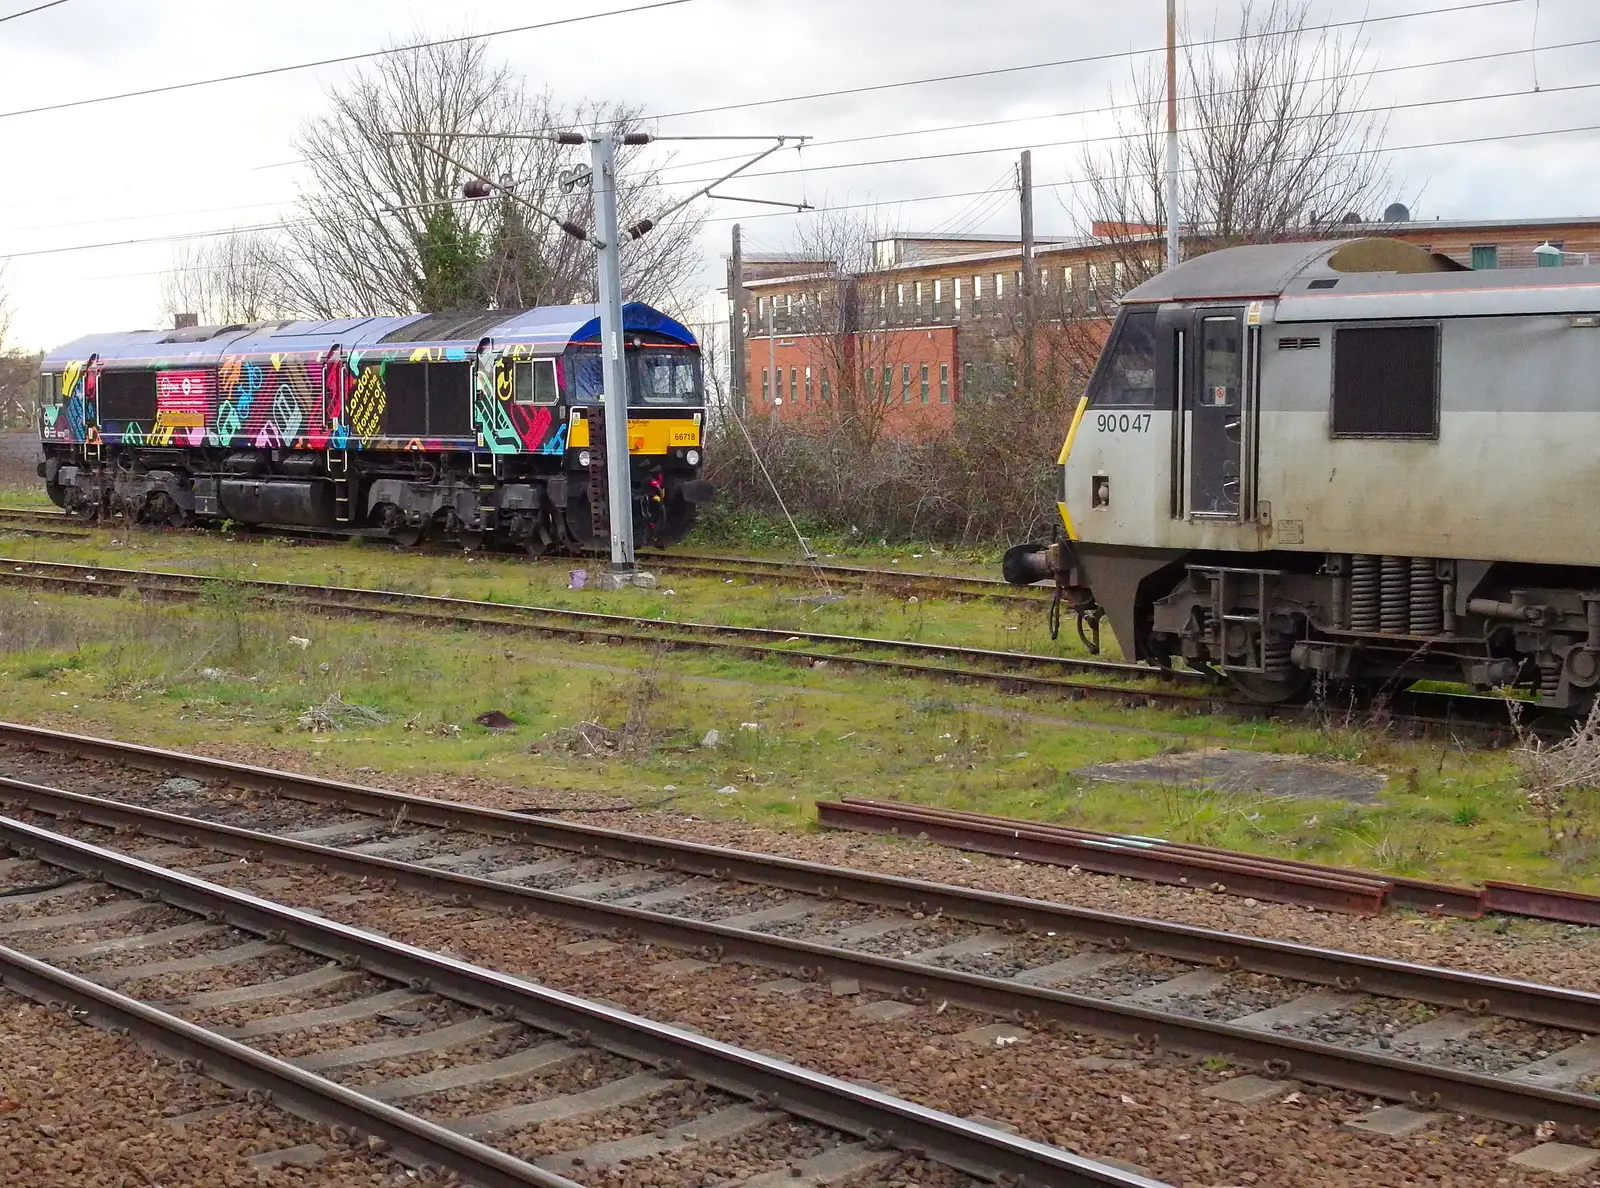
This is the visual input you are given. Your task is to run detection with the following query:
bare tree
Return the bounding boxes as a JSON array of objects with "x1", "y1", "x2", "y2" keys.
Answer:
[
  {"x1": 159, "y1": 230, "x2": 293, "y2": 326},
  {"x1": 784, "y1": 205, "x2": 921, "y2": 453},
  {"x1": 276, "y1": 34, "x2": 702, "y2": 318},
  {"x1": 1075, "y1": 0, "x2": 1395, "y2": 289}
]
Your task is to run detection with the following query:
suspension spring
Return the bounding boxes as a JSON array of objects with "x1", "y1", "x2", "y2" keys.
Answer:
[
  {"x1": 1409, "y1": 557, "x2": 1444, "y2": 636},
  {"x1": 1349, "y1": 555, "x2": 1379, "y2": 632},
  {"x1": 1379, "y1": 555, "x2": 1410, "y2": 634}
]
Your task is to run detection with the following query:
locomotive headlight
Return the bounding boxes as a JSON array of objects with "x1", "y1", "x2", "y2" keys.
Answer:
[
  {"x1": 685, "y1": 449, "x2": 700, "y2": 467},
  {"x1": 577, "y1": 449, "x2": 591, "y2": 467}
]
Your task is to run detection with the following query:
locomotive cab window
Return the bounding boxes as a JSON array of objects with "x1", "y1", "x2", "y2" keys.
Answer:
[
  {"x1": 1331, "y1": 324, "x2": 1439, "y2": 438},
  {"x1": 513, "y1": 358, "x2": 558, "y2": 405},
  {"x1": 38, "y1": 373, "x2": 58, "y2": 402},
  {"x1": 1087, "y1": 307, "x2": 1157, "y2": 407}
]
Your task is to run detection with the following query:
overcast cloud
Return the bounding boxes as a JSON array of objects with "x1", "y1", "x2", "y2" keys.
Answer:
[{"x1": 0, "y1": 0, "x2": 1593, "y2": 349}]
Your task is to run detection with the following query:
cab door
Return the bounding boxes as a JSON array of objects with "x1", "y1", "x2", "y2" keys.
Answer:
[{"x1": 1186, "y1": 307, "x2": 1247, "y2": 519}]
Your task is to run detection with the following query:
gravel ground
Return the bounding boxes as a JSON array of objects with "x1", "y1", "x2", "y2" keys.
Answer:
[
  {"x1": 177, "y1": 856, "x2": 1578, "y2": 1188},
  {"x1": 0, "y1": 988, "x2": 405, "y2": 1187},
  {"x1": 8, "y1": 734, "x2": 1600, "y2": 1004}
]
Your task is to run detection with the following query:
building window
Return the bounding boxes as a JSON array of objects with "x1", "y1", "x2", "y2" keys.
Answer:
[
  {"x1": 785, "y1": 294, "x2": 793, "y2": 313},
  {"x1": 994, "y1": 272, "x2": 1005, "y2": 297},
  {"x1": 1538, "y1": 241, "x2": 1565, "y2": 267},
  {"x1": 760, "y1": 367, "x2": 769, "y2": 401},
  {"x1": 821, "y1": 373, "x2": 831, "y2": 403},
  {"x1": 1087, "y1": 263, "x2": 1100, "y2": 308},
  {"x1": 882, "y1": 364, "x2": 893, "y2": 404},
  {"x1": 896, "y1": 282, "x2": 905, "y2": 307},
  {"x1": 933, "y1": 278, "x2": 943, "y2": 312},
  {"x1": 962, "y1": 360, "x2": 973, "y2": 392},
  {"x1": 1039, "y1": 269, "x2": 1049, "y2": 293},
  {"x1": 920, "y1": 363, "x2": 930, "y2": 404},
  {"x1": 953, "y1": 277, "x2": 963, "y2": 312},
  {"x1": 756, "y1": 296, "x2": 766, "y2": 320},
  {"x1": 901, "y1": 363, "x2": 912, "y2": 404},
  {"x1": 939, "y1": 363, "x2": 950, "y2": 404},
  {"x1": 1063, "y1": 266, "x2": 1073, "y2": 293},
  {"x1": 1471, "y1": 244, "x2": 1498, "y2": 270},
  {"x1": 804, "y1": 366, "x2": 813, "y2": 403},
  {"x1": 1332, "y1": 324, "x2": 1439, "y2": 438},
  {"x1": 1113, "y1": 260, "x2": 1126, "y2": 293},
  {"x1": 789, "y1": 367, "x2": 798, "y2": 404},
  {"x1": 914, "y1": 280, "x2": 922, "y2": 308},
  {"x1": 879, "y1": 286, "x2": 886, "y2": 307},
  {"x1": 972, "y1": 275, "x2": 982, "y2": 298}
]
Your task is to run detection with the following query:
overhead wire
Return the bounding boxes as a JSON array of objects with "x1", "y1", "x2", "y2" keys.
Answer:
[
  {"x1": 8, "y1": 65, "x2": 1591, "y2": 257},
  {"x1": 644, "y1": 0, "x2": 1533, "y2": 121},
  {"x1": 0, "y1": 0, "x2": 698, "y2": 121},
  {"x1": 28, "y1": 117, "x2": 1600, "y2": 269},
  {"x1": 652, "y1": 34, "x2": 1600, "y2": 176},
  {"x1": 0, "y1": 0, "x2": 70, "y2": 24}
]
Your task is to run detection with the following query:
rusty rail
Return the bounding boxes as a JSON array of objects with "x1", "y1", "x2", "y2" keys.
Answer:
[{"x1": 816, "y1": 798, "x2": 1600, "y2": 925}]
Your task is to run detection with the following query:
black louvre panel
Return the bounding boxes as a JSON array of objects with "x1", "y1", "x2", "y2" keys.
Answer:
[
  {"x1": 377, "y1": 310, "x2": 518, "y2": 344},
  {"x1": 1332, "y1": 325, "x2": 1438, "y2": 438},
  {"x1": 380, "y1": 362, "x2": 428, "y2": 438},
  {"x1": 427, "y1": 362, "x2": 473, "y2": 438},
  {"x1": 97, "y1": 370, "x2": 157, "y2": 423}
]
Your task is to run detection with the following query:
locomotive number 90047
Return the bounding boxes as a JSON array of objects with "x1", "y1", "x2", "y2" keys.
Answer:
[{"x1": 1094, "y1": 412, "x2": 1152, "y2": 433}]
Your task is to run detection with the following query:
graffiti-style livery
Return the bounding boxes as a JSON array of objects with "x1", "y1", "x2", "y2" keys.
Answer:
[{"x1": 36, "y1": 303, "x2": 713, "y2": 551}]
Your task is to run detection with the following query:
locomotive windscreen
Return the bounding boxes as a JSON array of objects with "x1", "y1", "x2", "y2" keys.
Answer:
[
  {"x1": 1088, "y1": 309, "x2": 1157, "y2": 407},
  {"x1": 565, "y1": 346, "x2": 702, "y2": 406},
  {"x1": 632, "y1": 349, "x2": 701, "y2": 405}
]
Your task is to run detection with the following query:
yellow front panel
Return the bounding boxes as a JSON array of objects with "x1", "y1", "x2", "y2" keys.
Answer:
[{"x1": 566, "y1": 415, "x2": 699, "y2": 454}]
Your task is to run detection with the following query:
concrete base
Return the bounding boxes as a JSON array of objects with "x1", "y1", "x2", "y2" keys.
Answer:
[
  {"x1": 1341, "y1": 1105, "x2": 1439, "y2": 1138},
  {"x1": 852, "y1": 1000, "x2": 917, "y2": 1022},
  {"x1": 596, "y1": 569, "x2": 658, "y2": 591},
  {"x1": 1202, "y1": 1075, "x2": 1293, "y2": 1106},
  {"x1": 956, "y1": 1023, "x2": 1031, "y2": 1047},
  {"x1": 1507, "y1": 1143, "x2": 1600, "y2": 1176}
]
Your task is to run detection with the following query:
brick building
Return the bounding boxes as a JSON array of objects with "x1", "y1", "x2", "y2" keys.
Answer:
[{"x1": 726, "y1": 215, "x2": 1600, "y2": 438}]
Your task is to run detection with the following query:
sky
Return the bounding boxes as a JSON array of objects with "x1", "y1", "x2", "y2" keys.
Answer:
[{"x1": 0, "y1": 0, "x2": 1594, "y2": 350}]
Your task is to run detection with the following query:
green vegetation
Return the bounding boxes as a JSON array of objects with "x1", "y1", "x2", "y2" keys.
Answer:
[{"x1": 0, "y1": 530, "x2": 1593, "y2": 893}]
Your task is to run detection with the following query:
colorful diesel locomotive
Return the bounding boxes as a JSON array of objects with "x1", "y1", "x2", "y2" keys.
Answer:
[{"x1": 36, "y1": 302, "x2": 713, "y2": 551}]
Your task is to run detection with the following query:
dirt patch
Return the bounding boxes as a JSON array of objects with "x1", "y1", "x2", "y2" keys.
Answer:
[
  {"x1": 0, "y1": 430, "x2": 38, "y2": 489},
  {"x1": 1076, "y1": 747, "x2": 1386, "y2": 802}
]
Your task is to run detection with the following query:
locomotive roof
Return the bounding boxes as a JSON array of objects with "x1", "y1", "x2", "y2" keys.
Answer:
[
  {"x1": 40, "y1": 301, "x2": 696, "y2": 370},
  {"x1": 1122, "y1": 237, "x2": 1600, "y2": 322}
]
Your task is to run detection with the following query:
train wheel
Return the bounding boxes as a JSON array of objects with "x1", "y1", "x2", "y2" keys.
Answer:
[
  {"x1": 1226, "y1": 669, "x2": 1313, "y2": 705},
  {"x1": 391, "y1": 522, "x2": 426, "y2": 548}
]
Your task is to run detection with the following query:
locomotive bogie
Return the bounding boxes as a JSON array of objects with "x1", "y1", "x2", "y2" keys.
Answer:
[
  {"x1": 35, "y1": 302, "x2": 714, "y2": 551},
  {"x1": 1011, "y1": 237, "x2": 1600, "y2": 711}
]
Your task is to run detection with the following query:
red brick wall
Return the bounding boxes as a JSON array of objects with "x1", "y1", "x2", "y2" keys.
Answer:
[{"x1": 746, "y1": 326, "x2": 959, "y2": 438}]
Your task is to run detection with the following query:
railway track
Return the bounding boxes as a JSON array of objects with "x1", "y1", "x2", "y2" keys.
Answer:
[
  {"x1": 4, "y1": 722, "x2": 1600, "y2": 1136},
  {"x1": 0, "y1": 506, "x2": 1044, "y2": 603},
  {"x1": 0, "y1": 509, "x2": 1542, "y2": 736},
  {"x1": 0, "y1": 809, "x2": 1151, "y2": 1187},
  {"x1": 0, "y1": 553, "x2": 1229, "y2": 713}
]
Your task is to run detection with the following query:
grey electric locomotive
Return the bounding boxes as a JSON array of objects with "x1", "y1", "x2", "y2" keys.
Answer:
[{"x1": 1005, "y1": 236, "x2": 1600, "y2": 712}]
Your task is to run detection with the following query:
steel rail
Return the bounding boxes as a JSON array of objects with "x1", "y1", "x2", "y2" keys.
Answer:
[
  {"x1": 0, "y1": 941, "x2": 586, "y2": 1188},
  {"x1": 0, "y1": 811, "x2": 1166, "y2": 1188},
  {"x1": 0, "y1": 506, "x2": 1042, "y2": 602},
  {"x1": 0, "y1": 721, "x2": 1590, "y2": 1029},
  {"x1": 0, "y1": 557, "x2": 1226, "y2": 708},
  {"x1": 5, "y1": 777, "x2": 1600, "y2": 1133},
  {"x1": 815, "y1": 798, "x2": 1487, "y2": 918}
]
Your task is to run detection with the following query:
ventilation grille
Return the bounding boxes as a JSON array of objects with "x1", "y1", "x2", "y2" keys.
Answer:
[
  {"x1": 1278, "y1": 336, "x2": 1322, "y2": 351},
  {"x1": 1307, "y1": 278, "x2": 1339, "y2": 289}
]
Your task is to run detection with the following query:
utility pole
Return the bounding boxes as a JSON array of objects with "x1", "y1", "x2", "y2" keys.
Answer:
[
  {"x1": 1164, "y1": 0, "x2": 1181, "y2": 270},
  {"x1": 729, "y1": 224, "x2": 747, "y2": 416},
  {"x1": 1019, "y1": 148, "x2": 1036, "y2": 396},
  {"x1": 590, "y1": 129, "x2": 637, "y2": 575}
]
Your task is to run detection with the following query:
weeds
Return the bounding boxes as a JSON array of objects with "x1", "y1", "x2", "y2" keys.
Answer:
[{"x1": 1513, "y1": 698, "x2": 1600, "y2": 858}]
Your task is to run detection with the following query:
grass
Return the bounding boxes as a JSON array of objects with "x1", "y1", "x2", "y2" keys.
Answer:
[{"x1": 0, "y1": 567, "x2": 1595, "y2": 895}]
